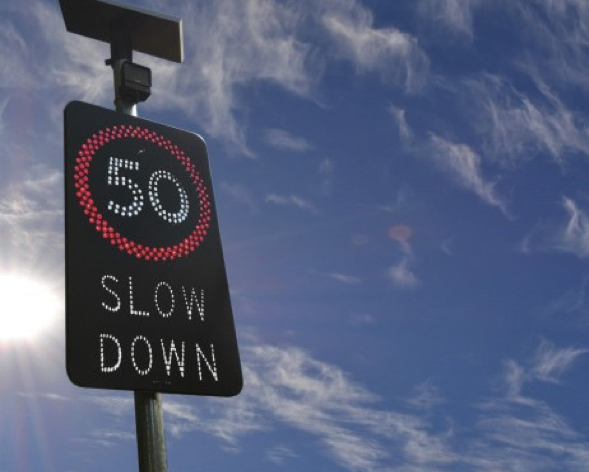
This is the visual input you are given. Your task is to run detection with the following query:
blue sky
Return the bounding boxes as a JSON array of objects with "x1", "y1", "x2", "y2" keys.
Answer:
[{"x1": 3, "y1": 0, "x2": 589, "y2": 470}]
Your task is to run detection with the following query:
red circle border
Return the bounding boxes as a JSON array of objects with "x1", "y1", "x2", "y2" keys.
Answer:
[{"x1": 73, "y1": 124, "x2": 211, "y2": 262}]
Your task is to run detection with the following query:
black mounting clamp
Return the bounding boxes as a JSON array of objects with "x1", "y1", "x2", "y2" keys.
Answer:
[{"x1": 104, "y1": 26, "x2": 152, "y2": 103}]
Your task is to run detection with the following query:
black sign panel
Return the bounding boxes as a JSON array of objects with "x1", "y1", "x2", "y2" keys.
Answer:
[{"x1": 64, "y1": 101, "x2": 242, "y2": 396}]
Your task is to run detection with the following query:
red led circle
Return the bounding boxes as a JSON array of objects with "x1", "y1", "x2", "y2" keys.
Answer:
[{"x1": 73, "y1": 125, "x2": 211, "y2": 261}]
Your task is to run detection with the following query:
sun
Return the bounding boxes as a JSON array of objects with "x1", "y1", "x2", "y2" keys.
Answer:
[{"x1": 0, "y1": 274, "x2": 60, "y2": 342}]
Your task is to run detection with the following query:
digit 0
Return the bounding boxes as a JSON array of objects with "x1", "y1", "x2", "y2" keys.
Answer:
[{"x1": 148, "y1": 170, "x2": 189, "y2": 224}]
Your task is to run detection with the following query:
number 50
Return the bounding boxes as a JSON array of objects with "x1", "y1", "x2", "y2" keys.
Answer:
[{"x1": 107, "y1": 156, "x2": 190, "y2": 224}]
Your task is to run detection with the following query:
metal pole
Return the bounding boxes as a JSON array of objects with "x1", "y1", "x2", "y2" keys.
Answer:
[
  {"x1": 109, "y1": 30, "x2": 168, "y2": 472},
  {"x1": 134, "y1": 391, "x2": 168, "y2": 472}
]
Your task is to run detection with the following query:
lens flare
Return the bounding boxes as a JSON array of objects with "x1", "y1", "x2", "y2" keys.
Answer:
[{"x1": 0, "y1": 274, "x2": 60, "y2": 342}]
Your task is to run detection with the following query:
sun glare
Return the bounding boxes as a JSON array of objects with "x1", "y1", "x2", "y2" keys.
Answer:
[{"x1": 0, "y1": 274, "x2": 60, "y2": 342}]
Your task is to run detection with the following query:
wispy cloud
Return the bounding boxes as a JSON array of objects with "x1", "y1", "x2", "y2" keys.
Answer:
[
  {"x1": 81, "y1": 344, "x2": 453, "y2": 470},
  {"x1": 498, "y1": 339, "x2": 587, "y2": 398},
  {"x1": 464, "y1": 75, "x2": 589, "y2": 167},
  {"x1": 406, "y1": 381, "x2": 445, "y2": 411},
  {"x1": 45, "y1": 339, "x2": 589, "y2": 472},
  {"x1": 387, "y1": 257, "x2": 419, "y2": 289},
  {"x1": 217, "y1": 345, "x2": 453, "y2": 470},
  {"x1": 86, "y1": 394, "x2": 134, "y2": 418},
  {"x1": 0, "y1": 0, "x2": 111, "y2": 102},
  {"x1": 143, "y1": 0, "x2": 428, "y2": 152},
  {"x1": 325, "y1": 272, "x2": 362, "y2": 284},
  {"x1": 266, "y1": 445, "x2": 299, "y2": 464},
  {"x1": 220, "y1": 182, "x2": 259, "y2": 214},
  {"x1": 0, "y1": 165, "x2": 63, "y2": 270},
  {"x1": 263, "y1": 128, "x2": 312, "y2": 152},
  {"x1": 390, "y1": 105, "x2": 414, "y2": 146},
  {"x1": 429, "y1": 134, "x2": 508, "y2": 214},
  {"x1": 544, "y1": 277, "x2": 589, "y2": 317},
  {"x1": 87, "y1": 429, "x2": 135, "y2": 448},
  {"x1": 556, "y1": 197, "x2": 589, "y2": 257},
  {"x1": 471, "y1": 340, "x2": 589, "y2": 471},
  {"x1": 473, "y1": 397, "x2": 589, "y2": 471},
  {"x1": 531, "y1": 339, "x2": 588, "y2": 384},
  {"x1": 2, "y1": 0, "x2": 429, "y2": 155},
  {"x1": 348, "y1": 313, "x2": 375, "y2": 326},
  {"x1": 321, "y1": 4, "x2": 429, "y2": 91},
  {"x1": 418, "y1": 0, "x2": 481, "y2": 39},
  {"x1": 514, "y1": 0, "x2": 589, "y2": 94},
  {"x1": 0, "y1": 0, "x2": 436, "y2": 165},
  {"x1": 0, "y1": 19, "x2": 32, "y2": 88},
  {"x1": 523, "y1": 197, "x2": 589, "y2": 258},
  {"x1": 265, "y1": 194, "x2": 319, "y2": 214}
]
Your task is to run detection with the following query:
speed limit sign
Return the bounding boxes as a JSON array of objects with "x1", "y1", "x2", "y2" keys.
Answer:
[{"x1": 64, "y1": 101, "x2": 242, "y2": 396}]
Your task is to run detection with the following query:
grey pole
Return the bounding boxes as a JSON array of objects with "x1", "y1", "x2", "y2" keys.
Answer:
[
  {"x1": 109, "y1": 31, "x2": 168, "y2": 472},
  {"x1": 134, "y1": 391, "x2": 168, "y2": 472}
]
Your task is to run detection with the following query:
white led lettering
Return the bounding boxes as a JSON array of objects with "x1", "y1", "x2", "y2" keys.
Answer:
[
  {"x1": 105, "y1": 157, "x2": 190, "y2": 224},
  {"x1": 100, "y1": 333, "x2": 122, "y2": 373},
  {"x1": 101, "y1": 274, "x2": 121, "y2": 312},
  {"x1": 131, "y1": 335, "x2": 153, "y2": 376},
  {"x1": 154, "y1": 281, "x2": 175, "y2": 318},
  {"x1": 161, "y1": 339, "x2": 186, "y2": 377},
  {"x1": 107, "y1": 156, "x2": 144, "y2": 217},
  {"x1": 129, "y1": 276, "x2": 149, "y2": 316},
  {"x1": 182, "y1": 286, "x2": 205, "y2": 321},
  {"x1": 196, "y1": 343, "x2": 218, "y2": 381},
  {"x1": 148, "y1": 170, "x2": 189, "y2": 224}
]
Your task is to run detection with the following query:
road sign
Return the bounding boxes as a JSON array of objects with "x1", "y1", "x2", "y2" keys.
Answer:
[{"x1": 64, "y1": 100, "x2": 242, "y2": 396}]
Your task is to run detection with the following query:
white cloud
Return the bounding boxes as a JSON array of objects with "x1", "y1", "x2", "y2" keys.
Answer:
[
  {"x1": 473, "y1": 397, "x2": 589, "y2": 471},
  {"x1": 263, "y1": 128, "x2": 312, "y2": 152},
  {"x1": 531, "y1": 339, "x2": 588, "y2": 384},
  {"x1": 498, "y1": 339, "x2": 587, "y2": 399},
  {"x1": 418, "y1": 0, "x2": 482, "y2": 39},
  {"x1": 86, "y1": 394, "x2": 133, "y2": 418},
  {"x1": 266, "y1": 445, "x2": 299, "y2": 464},
  {"x1": 220, "y1": 182, "x2": 258, "y2": 213},
  {"x1": 139, "y1": 0, "x2": 307, "y2": 152},
  {"x1": 465, "y1": 75, "x2": 589, "y2": 167},
  {"x1": 472, "y1": 341, "x2": 589, "y2": 471},
  {"x1": 55, "y1": 339, "x2": 589, "y2": 472},
  {"x1": 266, "y1": 194, "x2": 319, "y2": 214},
  {"x1": 526, "y1": 197, "x2": 589, "y2": 258},
  {"x1": 544, "y1": 278, "x2": 589, "y2": 317},
  {"x1": 0, "y1": 18, "x2": 32, "y2": 88},
  {"x1": 1, "y1": 0, "x2": 429, "y2": 155},
  {"x1": 390, "y1": 105, "x2": 414, "y2": 146},
  {"x1": 557, "y1": 197, "x2": 589, "y2": 257},
  {"x1": 348, "y1": 313, "x2": 375, "y2": 326},
  {"x1": 143, "y1": 0, "x2": 428, "y2": 151},
  {"x1": 325, "y1": 272, "x2": 362, "y2": 284},
  {"x1": 406, "y1": 382, "x2": 445, "y2": 411},
  {"x1": 387, "y1": 257, "x2": 419, "y2": 289},
  {"x1": 234, "y1": 345, "x2": 454, "y2": 470},
  {"x1": 97, "y1": 343, "x2": 454, "y2": 471},
  {"x1": 321, "y1": 3, "x2": 429, "y2": 92},
  {"x1": 501, "y1": 358, "x2": 527, "y2": 398},
  {"x1": 514, "y1": 0, "x2": 589, "y2": 93},
  {"x1": 429, "y1": 134, "x2": 507, "y2": 214},
  {"x1": 0, "y1": 1, "x2": 111, "y2": 101},
  {"x1": 0, "y1": 165, "x2": 63, "y2": 270}
]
